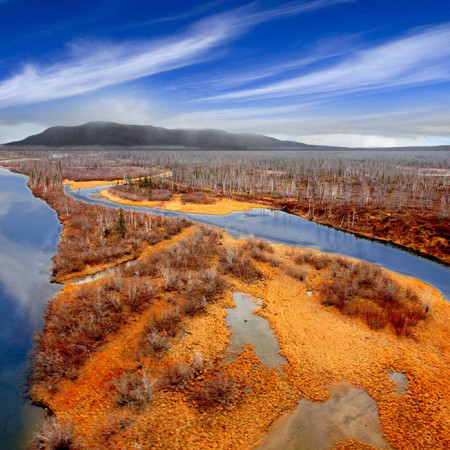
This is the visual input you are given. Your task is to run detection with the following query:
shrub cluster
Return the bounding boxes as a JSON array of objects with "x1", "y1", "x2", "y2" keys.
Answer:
[
  {"x1": 30, "y1": 275, "x2": 160, "y2": 386},
  {"x1": 114, "y1": 369, "x2": 156, "y2": 408},
  {"x1": 218, "y1": 246, "x2": 263, "y2": 283},
  {"x1": 180, "y1": 192, "x2": 215, "y2": 204},
  {"x1": 35, "y1": 186, "x2": 190, "y2": 280},
  {"x1": 319, "y1": 259, "x2": 427, "y2": 335},
  {"x1": 293, "y1": 249, "x2": 332, "y2": 270}
]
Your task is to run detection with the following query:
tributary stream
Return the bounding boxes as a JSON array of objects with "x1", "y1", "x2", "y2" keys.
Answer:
[{"x1": 67, "y1": 184, "x2": 450, "y2": 300}]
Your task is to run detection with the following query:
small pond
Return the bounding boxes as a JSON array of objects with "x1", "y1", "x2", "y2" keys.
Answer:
[
  {"x1": 225, "y1": 292, "x2": 286, "y2": 368},
  {"x1": 257, "y1": 384, "x2": 388, "y2": 449}
]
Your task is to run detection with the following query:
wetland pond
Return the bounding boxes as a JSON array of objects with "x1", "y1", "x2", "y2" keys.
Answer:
[
  {"x1": 225, "y1": 292, "x2": 286, "y2": 368},
  {"x1": 0, "y1": 168, "x2": 61, "y2": 449},
  {"x1": 256, "y1": 384, "x2": 388, "y2": 449}
]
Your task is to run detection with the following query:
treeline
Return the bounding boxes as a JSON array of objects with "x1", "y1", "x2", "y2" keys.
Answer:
[
  {"x1": 4, "y1": 149, "x2": 449, "y2": 263},
  {"x1": 5, "y1": 149, "x2": 449, "y2": 219}
]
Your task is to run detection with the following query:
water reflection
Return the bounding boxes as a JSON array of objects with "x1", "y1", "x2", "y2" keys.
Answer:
[
  {"x1": 225, "y1": 292, "x2": 286, "y2": 368},
  {"x1": 0, "y1": 168, "x2": 61, "y2": 449},
  {"x1": 68, "y1": 184, "x2": 450, "y2": 300},
  {"x1": 257, "y1": 384, "x2": 387, "y2": 449}
]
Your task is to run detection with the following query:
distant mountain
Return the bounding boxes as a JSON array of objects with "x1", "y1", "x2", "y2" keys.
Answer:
[{"x1": 6, "y1": 121, "x2": 308, "y2": 149}]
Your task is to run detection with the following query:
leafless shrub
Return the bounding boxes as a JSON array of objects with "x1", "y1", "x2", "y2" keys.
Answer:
[
  {"x1": 294, "y1": 249, "x2": 331, "y2": 270},
  {"x1": 161, "y1": 364, "x2": 193, "y2": 389},
  {"x1": 114, "y1": 370, "x2": 156, "y2": 407},
  {"x1": 293, "y1": 249, "x2": 316, "y2": 265},
  {"x1": 268, "y1": 256, "x2": 281, "y2": 267},
  {"x1": 286, "y1": 266, "x2": 307, "y2": 281},
  {"x1": 243, "y1": 238, "x2": 274, "y2": 253},
  {"x1": 158, "y1": 265, "x2": 179, "y2": 291},
  {"x1": 143, "y1": 329, "x2": 171, "y2": 352},
  {"x1": 140, "y1": 307, "x2": 182, "y2": 354},
  {"x1": 311, "y1": 254, "x2": 331, "y2": 270},
  {"x1": 183, "y1": 296, "x2": 208, "y2": 316},
  {"x1": 150, "y1": 189, "x2": 173, "y2": 201},
  {"x1": 183, "y1": 269, "x2": 227, "y2": 303},
  {"x1": 100, "y1": 274, "x2": 124, "y2": 293},
  {"x1": 152, "y1": 308, "x2": 182, "y2": 336},
  {"x1": 31, "y1": 417, "x2": 77, "y2": 450},
  {"x1": 126, "y1": 277, "x2": 159, "y2": 312},
  {"x1": 219, "y1": 246, "x2": 263, "y2": 282},
  {"x1": 247, "y1": 247, "x2": 269, "y2": 262},
  {"x1": 190, "y1": 374, "x2": 241, "y2": 408}
]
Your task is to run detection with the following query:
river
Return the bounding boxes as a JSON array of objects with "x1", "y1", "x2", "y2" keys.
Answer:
[
  {"x1": 66, "y1": 184, "x2": 450, "y2": 300},
  {"x1": 0, "y1": 168, "x2": 61, "y2": 449}
]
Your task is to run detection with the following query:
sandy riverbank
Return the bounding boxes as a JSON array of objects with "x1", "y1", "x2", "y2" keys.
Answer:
[{"x1": 100, "y1": 187, "x2": 269, "y2": 215}]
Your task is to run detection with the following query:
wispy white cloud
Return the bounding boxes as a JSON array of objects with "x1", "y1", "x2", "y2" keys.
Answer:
[
  {"x1": 0, "y1": 15, "x2": 236, "y2": 108},
  {"x1": 0, "y1": 0, "x2": 352, "y2": 109},
  {"x1": 187, "y1": 35, "x2": 358, "y2": 92},
  {"x1": 200, "y1": 23, "x2": 450, "y2": 102}
]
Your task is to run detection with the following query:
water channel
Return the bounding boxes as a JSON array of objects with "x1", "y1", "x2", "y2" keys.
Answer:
[
  {"x1": 67, "y1": 184, "x2": 450, "y2": 300},
  {"x1": 0, "y1": 168, "x2": 61, "y2": 449}
]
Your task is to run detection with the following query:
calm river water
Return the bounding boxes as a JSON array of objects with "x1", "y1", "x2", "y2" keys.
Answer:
[
  {"x1": 0, "y1": 168, "x2": 61, "y2": 449},
  {"x1": 67, "y1": 184, "x2": 450, "y2": 300}
]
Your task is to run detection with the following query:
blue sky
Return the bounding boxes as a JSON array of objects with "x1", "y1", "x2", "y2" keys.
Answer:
[{"x1": 1, "y1": 0, "x2": 450, "y2": 147}]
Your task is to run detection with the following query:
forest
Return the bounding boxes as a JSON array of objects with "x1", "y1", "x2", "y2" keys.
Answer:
[{"x1": 4, "y1": 148, "x2": 449, "y2": 263}]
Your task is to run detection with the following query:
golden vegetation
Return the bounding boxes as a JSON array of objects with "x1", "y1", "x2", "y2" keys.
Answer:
[{"x1": 27, "y1": 216, "x2": 448, "y2": 449}]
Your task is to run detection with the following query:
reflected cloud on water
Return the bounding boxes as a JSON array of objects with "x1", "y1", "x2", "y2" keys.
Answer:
[{"x1": 0, "y1": 169, "x2": 60, "y2": 449}]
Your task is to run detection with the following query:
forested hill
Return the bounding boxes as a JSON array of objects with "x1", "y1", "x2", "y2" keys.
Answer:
[{"x1": 6, "y1": 121, "x2": 308, "y2": 149}]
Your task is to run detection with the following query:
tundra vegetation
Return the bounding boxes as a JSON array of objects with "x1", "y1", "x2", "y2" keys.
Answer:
[{"x1": 0, "y1": 149, "x2": 447, "y2": 448}]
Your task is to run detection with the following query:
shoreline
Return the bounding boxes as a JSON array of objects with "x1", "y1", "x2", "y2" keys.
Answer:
[
  {"x1": 99, "y1": 187, "x2": 269, "y2": 215},
  {"x1": 96, "y1": 181, "x2": 448, "y2": 266}
]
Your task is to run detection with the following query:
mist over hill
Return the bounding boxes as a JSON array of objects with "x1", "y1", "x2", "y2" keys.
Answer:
[{"x1": 6, "y1": 122, "x2": 309, "y2": 149}]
